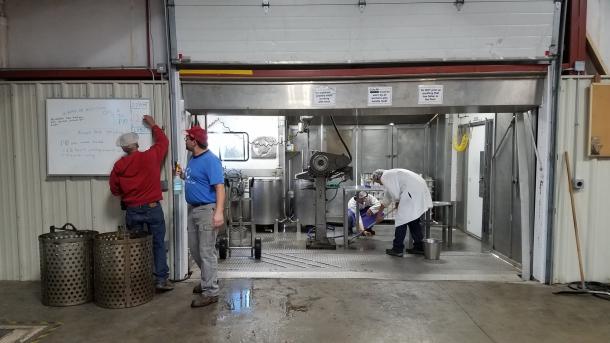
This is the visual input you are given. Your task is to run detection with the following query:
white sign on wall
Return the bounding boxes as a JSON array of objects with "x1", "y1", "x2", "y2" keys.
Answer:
[
  {"x1": 418, "y1": 85, "x2": 444, "y2": 105},
  {"x1": 312, "y1": 86, "x2": 336, "y2": 106},
  {"x1": 367, "y1": 87, "x2": 392, "y2": 106}
]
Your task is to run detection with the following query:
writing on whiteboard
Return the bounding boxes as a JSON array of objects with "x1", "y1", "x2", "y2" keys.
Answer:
[{"x1": 46, "y1": 99, "x2": 152, "y2": 175}]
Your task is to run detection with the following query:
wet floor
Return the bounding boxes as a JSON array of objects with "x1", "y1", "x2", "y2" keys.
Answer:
[
  {"x1": 216, "y1": 225, "x2": 519, "y2": 282},
  {"x1": 1, "y1": 279, "x2": 610, "y2": 343}
]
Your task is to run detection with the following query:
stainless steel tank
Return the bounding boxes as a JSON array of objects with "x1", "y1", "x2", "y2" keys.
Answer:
[
  {"x1": 293, "y1": 179, "x2": 315, "y2": 226},
  {"x1": 251, "y1": 178, "x2": 283, "y2": 225}
]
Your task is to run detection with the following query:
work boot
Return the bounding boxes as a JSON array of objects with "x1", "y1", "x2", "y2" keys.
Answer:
[
  {"x1": 155, "y1": 279, "x2": 174, "y2": 292},
  {"x1": 385, "y1": 248, "x2": 404, "y2": 257},
  {"x1": 193, "y1": 283, "x2": 202, "y2": 294},
  {"x1": 191, "y1": 295, "x2": 219, "y2": 308},
  {"x1": 406, "y1": 244, "x2": 424, "y2": 255}
]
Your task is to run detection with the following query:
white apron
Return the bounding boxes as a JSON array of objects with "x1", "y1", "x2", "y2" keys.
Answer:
[{"x1": 380, "y1": 169, "x2": 433, "y2": 227}]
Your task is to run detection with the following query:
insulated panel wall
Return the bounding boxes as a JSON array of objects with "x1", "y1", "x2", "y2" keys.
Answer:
[
  {"x1": 176, "y1": 0, "x2": 555, "y2": 64},
  {"x1": 6, "y1": 0, "x2": 167, "y2": 68},
  {"x1": 553, "y1": 77, "x2": 610, "y2": 283},
  {"x1": 0, "y1": 85, "x2": 19, "y2": 280},
  {"x1": 0, "y1": 81, "x2": 170, "y2": 281}
]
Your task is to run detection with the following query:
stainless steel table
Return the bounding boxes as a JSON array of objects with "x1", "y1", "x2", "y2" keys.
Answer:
[{"x1": 342, "y1": 185, "x2": 385, "y2": 247}]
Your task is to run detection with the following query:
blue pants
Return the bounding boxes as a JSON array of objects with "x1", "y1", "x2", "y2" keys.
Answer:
[
  {"x1": 125, "y1": 203, "x2": 169, "y2": 283},
  {"x1": 392, "y1": 218, "x2": 424, "y2": 252}
]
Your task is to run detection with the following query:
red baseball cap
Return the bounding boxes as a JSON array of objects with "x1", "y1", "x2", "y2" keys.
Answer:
[{"x1": 185, "y1": 126, "x2": 208, "y2": 145}]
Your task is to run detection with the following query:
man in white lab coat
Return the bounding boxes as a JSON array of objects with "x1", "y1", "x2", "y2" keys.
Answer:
[
  {"x1": 372, "y1": 169, "x2": 433, "y2": 257},
  {"x1": 347, "y1": 191, "x2": 384, "y2": 236}
]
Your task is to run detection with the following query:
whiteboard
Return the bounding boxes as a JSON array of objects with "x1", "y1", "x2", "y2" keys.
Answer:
[{"x1": 46, "y1": 99, "x2": 152, "y2": 176}]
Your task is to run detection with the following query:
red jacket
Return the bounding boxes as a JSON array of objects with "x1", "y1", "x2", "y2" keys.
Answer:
[{"x1": 109, "y1": 126, "x2": 169, "y2": 207}]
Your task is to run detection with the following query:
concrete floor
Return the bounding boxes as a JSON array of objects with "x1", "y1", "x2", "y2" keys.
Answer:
[
  {"x1": 2, "y1": 227, "x2": 607, "y2": 342},
  {"x1": 1, "y1": 279, "x2": 610, "y2": 343}
]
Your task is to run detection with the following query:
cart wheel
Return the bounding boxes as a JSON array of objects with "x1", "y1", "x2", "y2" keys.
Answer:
[
  {"x1": 254, "y1": 237, "x2": 262, "y2": 260},
  {"x1": 218, "y1": 237, "x2": 228, "y2": 260}
]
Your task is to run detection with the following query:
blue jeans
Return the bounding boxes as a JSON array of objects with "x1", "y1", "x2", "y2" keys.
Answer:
[
  {"x1": 347, "y1": 209, "x2": 357, "y2": 234},
  {"x1": 392, "y1": 218, "x2": 424, "y2": 252},
  {"x1": 125, "y1": 203, "x2": 169, "y2": 283}
]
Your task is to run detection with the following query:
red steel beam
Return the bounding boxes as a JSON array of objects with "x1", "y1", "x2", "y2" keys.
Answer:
[
  {"x1": 0, "y1": 69, "x2": 161, "y2": 80},
  {"x1": 0, "y1": 64, "x2": 548, "y2": 81},
  {"x1": 566, "y1": 0, "x2": 587, "y2": 69},
  {"x1": 179, "y1": 64, "x2": 548, "y2": 79}
]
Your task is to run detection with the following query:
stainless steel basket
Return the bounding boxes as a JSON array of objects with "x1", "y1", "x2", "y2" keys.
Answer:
[
  {"x1": 93, "y1": 231, "x2": 154, "y2": 309},
  {"x1": 39, "y1": 223, "x2": 98, "y2": 306}
]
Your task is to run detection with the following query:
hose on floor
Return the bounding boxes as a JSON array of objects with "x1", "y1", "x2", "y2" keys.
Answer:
[{"x1": 567, "y1": 281, "x2": 610, "y2": 301}]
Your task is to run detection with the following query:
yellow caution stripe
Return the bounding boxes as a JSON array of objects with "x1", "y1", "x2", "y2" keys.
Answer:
[{"x1": 179, "y1": 70, "x2": 253, "y2": 76}]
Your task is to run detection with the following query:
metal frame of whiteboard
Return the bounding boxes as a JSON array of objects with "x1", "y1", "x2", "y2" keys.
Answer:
[{"x1": 46, "y1": 98, "x2": 152, "y2": 176}]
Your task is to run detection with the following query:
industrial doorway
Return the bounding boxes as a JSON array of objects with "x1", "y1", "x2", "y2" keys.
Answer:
[{"x1": 179, "y1": 78, "x2": 542, "y2": 281}]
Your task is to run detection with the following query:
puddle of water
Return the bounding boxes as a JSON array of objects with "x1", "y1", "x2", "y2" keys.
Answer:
[{"x1": 225, "y1": 288, "x2": 252, "y2": 313}]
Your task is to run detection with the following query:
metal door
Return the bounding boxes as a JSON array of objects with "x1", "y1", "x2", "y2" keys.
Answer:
[
  {"x1": 393, "y1": 125, "x2": 426, "y2": 173},
  {"x1": 466, "y1": 124, "x2": 486, "y2": 238},
  {"x1": 490, "y1": 114, "x2": 522, "y2": 262},
  {"x1": 358, "y1": 126, "x2": 392, "y2": 175}
]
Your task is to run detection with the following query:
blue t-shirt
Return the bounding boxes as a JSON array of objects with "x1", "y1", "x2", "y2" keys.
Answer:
[{"x1": 184, "y1": 150, "x2": 224, "y2": 205}]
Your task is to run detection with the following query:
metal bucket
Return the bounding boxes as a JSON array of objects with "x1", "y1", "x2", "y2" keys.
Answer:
[
  {"x1": 93, "y1": 231, "x2": 154, "y2": 309},
  {"x1": 423, "y1": 238, "x2": 442, "y2": 260},
  {"x1": 38, "y1": 223, "x2": 98, "y2": 306}
]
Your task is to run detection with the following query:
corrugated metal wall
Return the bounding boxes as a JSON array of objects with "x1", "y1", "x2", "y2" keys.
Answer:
[
  {"x1": 175, "y1": 0, "x2": 555, "y2": 64},
  {"x1": 553, "y1": 77, "x2": 610, "y2": 283},
  {"x1": 0, "y1": 81, "x2": 170, "y2": 281}
]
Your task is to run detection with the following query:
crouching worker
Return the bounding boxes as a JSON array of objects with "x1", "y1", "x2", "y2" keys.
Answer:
[{"x1": 347, "y1": 191, "x2": 385, "y2": 236}]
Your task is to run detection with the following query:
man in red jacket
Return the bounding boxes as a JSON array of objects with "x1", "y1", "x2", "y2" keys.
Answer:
[{"x1": 109, "y1": 115, "x2": 173, "y2": 292}]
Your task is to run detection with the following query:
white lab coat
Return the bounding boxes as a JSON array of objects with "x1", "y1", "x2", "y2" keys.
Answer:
[{"x1": 380, "y1": 169, "x2": 433, "y2": 227}]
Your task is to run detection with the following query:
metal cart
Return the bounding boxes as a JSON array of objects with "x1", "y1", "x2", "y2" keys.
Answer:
[{"x1": 218, "y1": 175, "x2": 261, "y2": 260}]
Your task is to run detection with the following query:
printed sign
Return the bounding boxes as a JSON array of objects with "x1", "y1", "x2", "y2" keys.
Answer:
[
  {"x1": 367, "y1": 87, "x2": 392, "y2": 106},
  {"x1": 312, "y1": 86, "x2": 337, "y2": 106},
  {"x1": 418, "y1": 85, "x2": 444, "y2": 105}
]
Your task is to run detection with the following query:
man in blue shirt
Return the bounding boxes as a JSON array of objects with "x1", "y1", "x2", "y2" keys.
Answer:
[{"x1": 180, "y1": 125, "x2": 225, "y2": 307}]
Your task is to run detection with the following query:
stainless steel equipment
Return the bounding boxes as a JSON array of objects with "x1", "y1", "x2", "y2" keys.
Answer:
[
  {"x1": 424, "y1": 176, "x2": 435, "y2": 199},
  {"x1": 293, "y1": 179, "x2": 315, "y2": 226},
  {"x1": 39, "y1": 223, "x2": 98, "y2": 306},
  {"x1": 222, "y1": 175, "x2": 261, "y2": 260},
  {"x1": 93, "y1": 231, "x2": 154, "y2": 309},
  {"x1": 251, "y1": 178, "x2": 283, "y2": 225},
  {"x1": 230, "y1": 198, "x2": 251, "y2": 222},
  {"x1": 296, "y1": 151, "x2": 352, "y2": 249}
]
